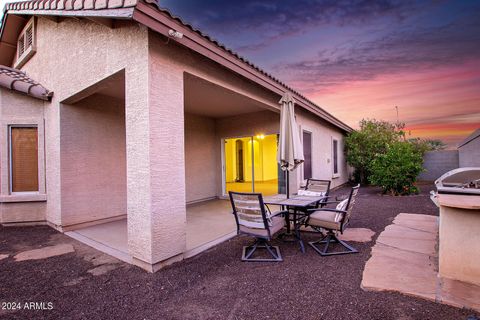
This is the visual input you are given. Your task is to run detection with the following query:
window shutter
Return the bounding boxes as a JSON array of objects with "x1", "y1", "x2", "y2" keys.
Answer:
[
  {"x1": 18, "y1": 36, "x2": 25, "y2": 57},
  {"x1": 25, "y1": 26, "x2": 33, "y2": 48},
  {"x1": 11, "y1": 127, "x2": 39, "y2": 192}
]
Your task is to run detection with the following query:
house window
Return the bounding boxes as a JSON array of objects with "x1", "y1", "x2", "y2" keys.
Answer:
[
  {"x1": 303, "y1": 131, "x2": 312, "y2": 180},
  {"x1": 332, "y1": 139, "x2": 339, "y2": 176},
  {"x1": 14, "y1": 18, "x2": 36, "y2": 69},
  {"x1": 9, "y1": 126, "x2": 39, "y2": 192}
]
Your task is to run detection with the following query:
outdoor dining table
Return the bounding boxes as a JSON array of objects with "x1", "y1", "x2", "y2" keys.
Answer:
[{"x1": 263, "y1": 194, "x2": 326, "y2": 253}]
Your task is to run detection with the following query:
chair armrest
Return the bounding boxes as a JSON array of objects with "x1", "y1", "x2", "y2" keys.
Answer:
[
  {"x1": 270, "y1": 210, "x2": 289, "y2": 217},
  {"x1": 307, "y1": 208, "x2": 347, "y2": 214},
  {"x1": 321, "y1": 200, "x2": 341, "y2": 205}
]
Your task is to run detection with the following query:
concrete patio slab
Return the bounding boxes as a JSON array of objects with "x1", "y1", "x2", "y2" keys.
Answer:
[
  {"x1": 186, "y1": 199, "x2": 236, "y2": 252},
  {"x1": 362, "y1": 212, "x2": 480, "y2": 313},
  {"x1": 14, "y1": 244, "x2": 75, "y2": 261},
  {"x1": 65, "y1": 200, "x2": 237, "y2": 263},
  {"x1": 338, "y1": 227, "x2": 375, "y2": 242}
]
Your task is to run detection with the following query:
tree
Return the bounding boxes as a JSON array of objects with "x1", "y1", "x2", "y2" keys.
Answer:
[
  {"x1": 408, "y1": 138, "x2": 447, "y2": 152},
  {"x1": 369, "y1": 141, "x2": 424, "y2": 195},
  {"x1": 345, "y1": 119, "x2": 404, "y2": 184}
]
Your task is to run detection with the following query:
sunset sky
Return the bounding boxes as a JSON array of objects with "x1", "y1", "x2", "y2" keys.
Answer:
[
  {"x1": 160, "y1": 0, "x2": 480, "y2": 147},
  {"x1": 0, "y1": 0, "x2": 478, "y2": 147}
]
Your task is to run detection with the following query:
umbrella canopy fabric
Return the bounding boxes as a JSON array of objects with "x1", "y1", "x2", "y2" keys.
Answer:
[{"x1": 277, "y1": 92, "x2": 304, "y2": 172}]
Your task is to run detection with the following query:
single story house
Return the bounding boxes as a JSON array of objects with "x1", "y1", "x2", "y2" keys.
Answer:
[{"x1": 0, "y1": 0, "x2": 352, "y2": 271}]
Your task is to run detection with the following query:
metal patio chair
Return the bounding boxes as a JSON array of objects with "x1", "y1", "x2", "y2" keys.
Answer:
[
  {"x1": 305, "y1": 184, "x2": 360, "y2": 256},
  {"x1": 303, "y1": 178, "x2": 331, "y2": 209},
  {"x1": 229, "y1": 191, "x2": 287, "y2": 262}
]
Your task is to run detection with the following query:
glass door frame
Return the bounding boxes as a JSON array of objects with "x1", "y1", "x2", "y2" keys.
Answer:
[
  {"x1": 221, "y1": 133, "x2": 280, "y2": 197},
  {"x1": 221, "y1": 135, "x2": 255, "y2": 197}
]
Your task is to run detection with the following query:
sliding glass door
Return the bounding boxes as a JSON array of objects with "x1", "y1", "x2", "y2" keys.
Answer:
[{"x1": 224, "y1": 134, "x2": 282, "y2": 196}]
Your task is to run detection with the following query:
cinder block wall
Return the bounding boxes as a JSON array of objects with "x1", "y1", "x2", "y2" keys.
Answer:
[
  {"x1": 459, "y1": 139, "x2": 480, "y2": 167},
  {"x1": 418, "y1": 150, "x2": 459, "y2": 182}
]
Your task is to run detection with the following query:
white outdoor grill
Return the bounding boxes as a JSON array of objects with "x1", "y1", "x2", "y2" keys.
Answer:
[
  {"x1": 433, "y1": 167, "x2": 480, "y2": 286},
  {"x1": 435, "y1": 167, "x2": 480, "y2": 195}
]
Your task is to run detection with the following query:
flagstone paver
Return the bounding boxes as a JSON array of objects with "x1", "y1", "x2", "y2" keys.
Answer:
[
  {"x1": 362, "y1": 212, "x2": 480, "y2": 312},
  {"x1": 14, "y1": 244, "x2": 75, "y2": 262},
  {"x1": 338, "y1": 227, "x2": 375, "y2": 242}
]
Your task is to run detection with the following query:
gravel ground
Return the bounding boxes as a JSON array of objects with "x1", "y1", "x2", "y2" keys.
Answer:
[{"x1": 0, "y1": 184, "x2": 478, "y2": 320}]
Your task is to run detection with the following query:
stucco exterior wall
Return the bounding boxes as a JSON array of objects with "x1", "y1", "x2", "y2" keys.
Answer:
[
  {"x1": 296, "y1": 108, "x2": 349, "y2": 189},
  {"x1": 18, "y1": 17, "x2": 148, "y2": 232},
  {"x1": 459, "y1": 139, "x2": 480, "y2": 167},
  {"x1": 185, "y1": 113, "x2": 216, "y2": 203},
  {"x1": 60, "y1": 94, "x2": 126, "y2": 227},
  {"x1": 0, "y1": 89, "x2": 46, "y2": 223},
  {"x1": 15, "y1": 17, "x2": 152, "y2": 265}
]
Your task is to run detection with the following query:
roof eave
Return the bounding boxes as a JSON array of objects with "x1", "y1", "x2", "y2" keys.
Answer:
[{"x1": 6, "y1": 7, "x2": 135, "y2": 19}]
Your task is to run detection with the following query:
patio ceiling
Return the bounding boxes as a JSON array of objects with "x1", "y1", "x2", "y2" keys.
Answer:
[{"x1": 184, "y1": 74, "x2": 275, "y2": 118}]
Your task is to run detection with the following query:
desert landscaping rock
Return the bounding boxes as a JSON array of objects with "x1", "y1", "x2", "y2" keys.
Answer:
[
  {"x1": 87, "y1": 264, "x2": 120, "y2": 276},
  {"x1": 14, "y1": 244, "x2": 74, "y2": 262},
  {"x1": 0, "y1": 185, "x2": 477, "y2": 319},
  {"x1": 338, "y1": 227, "x2": 375, "y2": 242}
]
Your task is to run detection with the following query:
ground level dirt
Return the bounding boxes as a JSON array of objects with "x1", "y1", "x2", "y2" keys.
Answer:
[{"x1": 0, "y1": 184, "x2": 478, "y2": 319}]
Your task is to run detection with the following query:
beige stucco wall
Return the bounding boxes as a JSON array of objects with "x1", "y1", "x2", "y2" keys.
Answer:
[
  {"x1": 439, "y1": 199, "x2": 480, "y2": 286},
  {"x1": 17, "y1": 17, "x2": 151, "y2": 264},
  {"x1": 185, "y1": 113, "x2": 216, "y2": 203},
  {"x1": 296, "y1": 108, "x2": 349, "y2": 189},
  {"x1": 60, "y1": 94, "x2": 126, "y2": 227},
  {"x1": 0, "y1": 89, "x2": 47, "y2": 223}
]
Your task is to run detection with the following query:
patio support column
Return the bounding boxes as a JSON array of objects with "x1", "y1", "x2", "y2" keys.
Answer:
[{"x1": 126, "y1": 53, "x2": 186, "y2": 272}]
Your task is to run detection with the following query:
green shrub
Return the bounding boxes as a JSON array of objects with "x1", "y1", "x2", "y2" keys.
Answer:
[
  {"x1": 345, "y1": 119, "x2": 404, "y2": 184},
  {"x1": 369, "y1": 141, "x2": 424, "y2": 195}
]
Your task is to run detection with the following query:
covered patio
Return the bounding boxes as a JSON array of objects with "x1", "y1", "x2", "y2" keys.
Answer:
[
  {"x1": 63, "y1": 71, "x2": 286, "y2": 265},
  {"x1": 66, "y1": 199, "x2": 235, "y2": 264}
]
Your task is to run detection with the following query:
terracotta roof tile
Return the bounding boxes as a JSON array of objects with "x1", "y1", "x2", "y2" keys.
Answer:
[
  {"x1": 0, "y1": 65, "x2": 53, "y2": 100},
  {"x1": 5, "y1": 0, "x2": 138, "y2": 11}
]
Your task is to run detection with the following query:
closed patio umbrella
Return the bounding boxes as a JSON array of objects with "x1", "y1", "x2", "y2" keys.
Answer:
[{"x1": 278, "y1": 92, "x2": 304, "y2": 198}]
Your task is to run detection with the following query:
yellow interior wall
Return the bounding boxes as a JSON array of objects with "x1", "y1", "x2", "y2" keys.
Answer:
[
  {"x1": 261, "y1": 135, "x2": 278, "y2": 181},
  {"x1": 225, "y1": 134, "x2": 278, "y2": 189}
]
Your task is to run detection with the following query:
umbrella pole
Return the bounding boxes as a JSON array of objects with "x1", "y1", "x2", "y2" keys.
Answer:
[{"x1": 286, "y1": 171, "x2": 290, "y2": 199}]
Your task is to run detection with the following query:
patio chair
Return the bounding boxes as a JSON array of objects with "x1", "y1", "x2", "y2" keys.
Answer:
[
  {"x1": 304, "y1": 184, "x2": 360, "y2": 256},
  {"x1": 229, "y1": 191, "x2": 287, "y2": 262},
  {"x1": 302, "y1": 178, "x2": 331, "y2": 209}
]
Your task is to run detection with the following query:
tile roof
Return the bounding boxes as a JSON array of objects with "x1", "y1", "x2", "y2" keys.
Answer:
[
  {"x1": 0, "y1": 65, "x2": 53, "y2": 100},
  {"x1": 4, "y1": 0, "x2": 137, "y2": 11}
]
